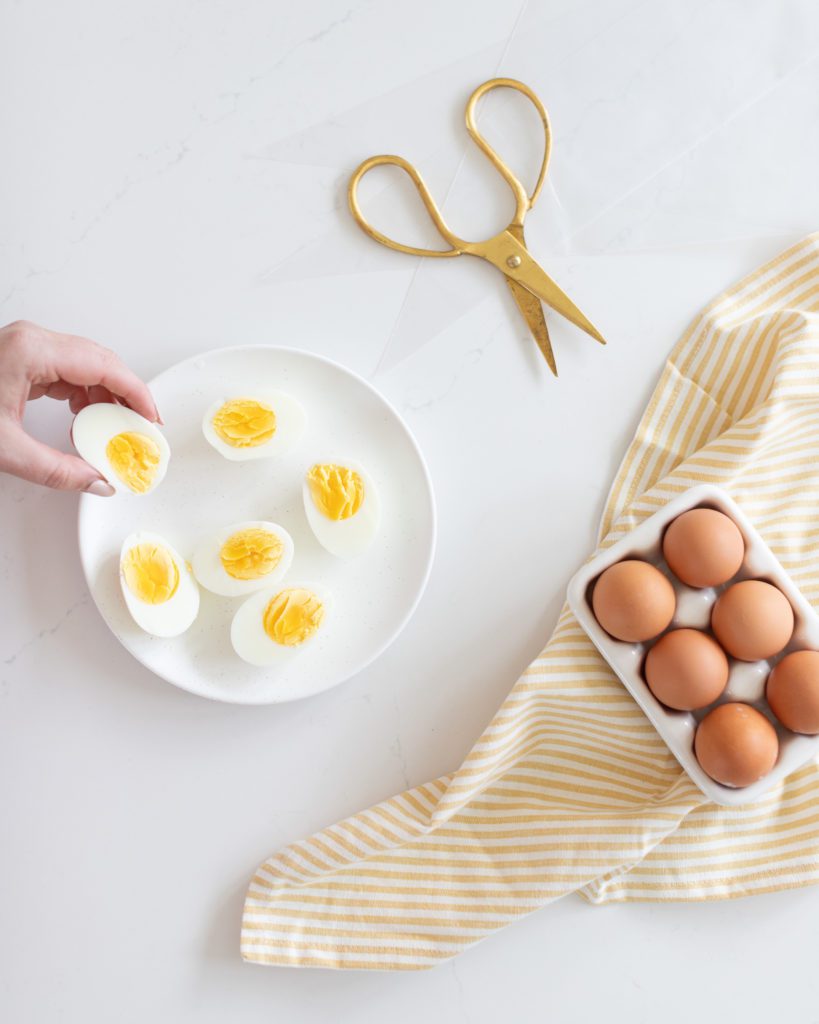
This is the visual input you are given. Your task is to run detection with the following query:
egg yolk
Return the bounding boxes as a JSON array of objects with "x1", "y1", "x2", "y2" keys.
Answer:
[
  {"x1": 106, "y1": 432, "x2": 161, "y2": 493},
  {"x1": 220, "y1": 528, "x2": 283, "y2": 580},
  {"x1": 122, "y1": 543, "x2": 179, "y2": 604},
  {"x1": 307, "y1": 464, "x2": 364, "y2": 520},
  {"x1": 263, "y1": 588, "x2": 324, "y2": 646},
  {"x1": 212, "y1": 399, "x2": 276, "y2": 448}
]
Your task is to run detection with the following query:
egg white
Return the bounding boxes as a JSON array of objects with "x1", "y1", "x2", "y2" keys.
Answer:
[
  {"x1": 119, "y1": 531, "x2": 200, "y2": 637},
  {"x1": 191, "y1": 520, "x2": 294, "y2": 597},
  {"x1": 231, "y1": 583, "x2": 331, "y2": 667},
  {"x1": 72, "y1": 404, "x2": 170, "y2": 495},
  {"x1": 303, "y1": 459, "x2": 380, "y2": 559},
  {"x1": 202, "y1": 390, "x2": 306, "y2": 461}
]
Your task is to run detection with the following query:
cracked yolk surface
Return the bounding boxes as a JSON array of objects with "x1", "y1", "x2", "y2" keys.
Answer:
[
  {"x1": 122, "y1": 543, "x2": 179, "y2": 604},
  {"x1": 220, "y1": 528, "x2": 283, "y2": 580},
  {"x1": 106, "y1": 432, "x2": 161, "y2": 493},
  {"x1": 263, "y1": 588, "x2": 324, "y2": 646},
  {"x1": 307, "y1": 463, "x2": 364, "y2": 520},
  {"x1": 212, "y1": 399, "x2": 276, "y2": 448}
]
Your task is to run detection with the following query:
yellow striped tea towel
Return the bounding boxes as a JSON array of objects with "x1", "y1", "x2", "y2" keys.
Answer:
[{"x1": 242, "y1": 233, "x2": 819, "y2": 970}]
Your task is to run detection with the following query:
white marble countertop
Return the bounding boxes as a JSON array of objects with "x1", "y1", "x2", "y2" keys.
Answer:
[{"x1": 3, "y1": 1, "x2": 819, "y2": 1020}]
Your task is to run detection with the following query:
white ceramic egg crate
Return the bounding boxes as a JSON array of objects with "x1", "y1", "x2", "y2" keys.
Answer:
[{"x1": 567, "y1": 484, "x2": 819, "y2": 806}]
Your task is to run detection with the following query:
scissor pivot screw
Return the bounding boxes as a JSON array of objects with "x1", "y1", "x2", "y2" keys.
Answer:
[{"x1": 506, "y1": 255, "x2": 522, "y2": 269}]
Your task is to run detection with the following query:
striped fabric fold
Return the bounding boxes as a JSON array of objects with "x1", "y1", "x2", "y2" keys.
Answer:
[{"x1": 242, "y1": 232, "x2": 819, "y2": 970}]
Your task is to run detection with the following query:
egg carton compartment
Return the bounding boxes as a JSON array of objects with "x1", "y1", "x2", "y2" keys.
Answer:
[{"x1": 567, "y1": 484, "x2": 819, "y2": 806}]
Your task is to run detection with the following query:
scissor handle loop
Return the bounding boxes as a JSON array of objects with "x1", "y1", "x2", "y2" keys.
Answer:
[
  {"x1": 347, "y1": 154, "x2": 464, "y2": 258},
  {"x1": 464, "y1": 78, "x2": 552, "y2": 227}
]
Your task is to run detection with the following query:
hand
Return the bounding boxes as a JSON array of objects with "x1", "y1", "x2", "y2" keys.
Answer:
[{"x1": 0, "y1": 320, "x2": 160, "y2": 495}]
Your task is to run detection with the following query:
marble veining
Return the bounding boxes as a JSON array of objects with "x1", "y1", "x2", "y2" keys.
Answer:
[{"x1": 2, "y1": 1, "x2": 819, "y2": 1020}]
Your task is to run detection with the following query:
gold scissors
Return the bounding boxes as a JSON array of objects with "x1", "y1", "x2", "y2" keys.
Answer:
[{"x1": 348, "y1": 77, "x2": 605, "y2": 376}]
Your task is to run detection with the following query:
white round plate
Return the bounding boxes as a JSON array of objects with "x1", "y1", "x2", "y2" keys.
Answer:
[{"x1": 78, "y1": 346, "x2": 436, "y2": 704}]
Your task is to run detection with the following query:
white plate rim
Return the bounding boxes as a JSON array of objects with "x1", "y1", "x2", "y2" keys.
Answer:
[{"x1": 77, "y1": 344, "x2": 437, "y2": 704}]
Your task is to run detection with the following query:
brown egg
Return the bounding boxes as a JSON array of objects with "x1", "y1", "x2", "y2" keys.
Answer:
[
  {"x1": 711, "y1": 580, "x2": 794, "y2": 661},
  {"x1": 645, "y1": 629, "x2": 729, "y2": 710},
  {"x1": 767, "y1": 650, "x2": 819, "y2": 734},
  {"x1": 592, "y1": 560, "x2": 676, "y2": 643},
  {"x1": 694, "y1": 703, "x2": 779, "y2": 787},
  {"x1": 662, "y1": 508, "x2": 745, "y2": 588}
]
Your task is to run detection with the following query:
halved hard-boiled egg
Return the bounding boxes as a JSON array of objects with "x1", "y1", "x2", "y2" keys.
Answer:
[
  {"x1": 191, "y1": 520, "x2": 294, "y2": 597},
  {"x1": 202, "y1": 391, "x2": 306, "y2": 461},
  {"x1": 119, "y1": 531, "x2": 199, "y2": 636},
  {"x1": 303, "y1": 460, "x2": 380, "y2": 558},
  {"x1": 72, "y1": 404, "x2": 170, "y2": 495},
  {"x1": 231, "y1": 584, "x2": 330, "y2": 666}
]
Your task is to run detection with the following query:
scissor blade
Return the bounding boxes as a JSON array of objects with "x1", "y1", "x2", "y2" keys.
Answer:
[
  {"x1": 504, "y1": 223, "x2": 557, "y2": 375},
  {"x1": 506, "y1": 277, "x2": 557, "y2": 376},
  {"x1": 480, "y1": 231, "x2": 606, "y2": 346}
]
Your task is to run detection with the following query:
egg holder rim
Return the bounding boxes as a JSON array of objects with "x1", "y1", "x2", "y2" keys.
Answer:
[{"x1": 567, "y1": 483, "x2": 819, "y2": 807}]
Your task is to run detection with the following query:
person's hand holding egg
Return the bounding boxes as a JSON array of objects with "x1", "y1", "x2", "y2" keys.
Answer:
[{"x1": 72, "y1": 404, "x2": 171, "y2": 495}]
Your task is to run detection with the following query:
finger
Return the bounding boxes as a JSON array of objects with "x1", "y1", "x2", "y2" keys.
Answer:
[
  {"x1": 42, "y1": 380, "x2": 82, "y2": 402},
  {"x1": 29, "y1": 382, "x2": 87, "y2": 406},
  {"x1": 69, "y1": 387, "x2": 90, "y2": 414},
  {"x1": 35, "y1": 380, "x2": 90, "y2": 412},
  {"x1": 0, "y1": 422, "x2": 114, "y2": 495},
  {"x1": 43, "y1": 330, "x2": 160, "y2": 422},
  {"x1": 87, "y1": 384, "x2": 115, "y2": 406}
]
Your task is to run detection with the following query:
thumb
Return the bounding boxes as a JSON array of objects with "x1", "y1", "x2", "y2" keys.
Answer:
[{"x1": 0, "y1": 424, "x2": 114, "y2": 495}]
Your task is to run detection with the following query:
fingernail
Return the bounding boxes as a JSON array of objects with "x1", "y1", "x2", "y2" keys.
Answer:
[
  {"x1": 155, "y1": 408, "x2": 164, "y2": 425},
  {"x1": 85, "y1": 479, "x2": 115, "y2": 497}
]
